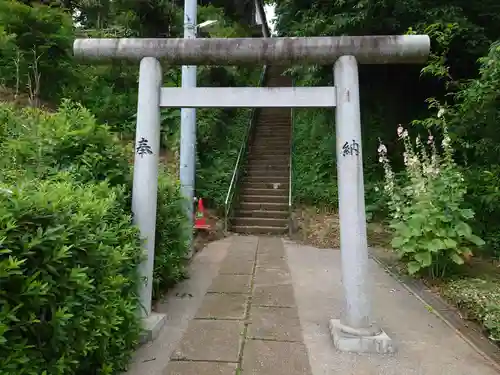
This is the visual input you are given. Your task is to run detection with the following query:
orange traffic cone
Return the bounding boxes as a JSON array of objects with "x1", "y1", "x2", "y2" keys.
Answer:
[{"x1": 194, "y1": 198, "x2": 210, "y2": 229}]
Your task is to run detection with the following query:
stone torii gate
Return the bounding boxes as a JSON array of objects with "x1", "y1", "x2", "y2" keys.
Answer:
[{"x1": 73, "y1": 35, "x2": 430, "y2": 351}]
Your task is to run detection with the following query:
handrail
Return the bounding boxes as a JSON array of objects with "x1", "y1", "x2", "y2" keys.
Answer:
[
  {"x1": 288, "y1": 78, "x2": 295, "y2": 236},
  {"x1": 224, "y1": 66, "x2": 268, "y2": 232},
  {"x1": 223, "y1": 0, "x2": 271, "y2": 232}
]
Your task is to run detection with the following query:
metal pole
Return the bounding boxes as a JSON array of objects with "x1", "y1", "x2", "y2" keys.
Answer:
[
  {"x1": 132, "y1": 57, "x2": 162, "y2": 318},
  {"x1": 180, "y1": 0, "x2": 197, "y2": 257},
  {"x1": 180, "y1": 0, "x2": 198, "y2": 256},
  {"x1": 334, "y1": 55, "x2": 378, "y2": 335}
]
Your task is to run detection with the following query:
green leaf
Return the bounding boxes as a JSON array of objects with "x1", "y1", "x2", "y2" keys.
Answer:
[
  {"x1": 414, "y1": 251, "x2": 432, "y2": 267},
  {"x1": 443, "y1": 238, "x2": 457, "y2": 248},
  {"x1": 450, "y1": 252, "x2": 464, "y2": 265},
  {"x1": 391, "y1": 236, "x2": 407, "y2": 249},
  {"x1": 407, "y1": 261, "x2": 421, "y2": 275},
  {"x1": 455, "y1": 221, "x2": 472, "y2": 237},
  {"x1": 460, "y1": 209, "x2": 474, "y2": 219},
  {"x1": 468, "y1": 234, "x2": 485, "y2": 246},
  {"x1": 428, "y1": 238, "x2": 446, "y2": 252}
]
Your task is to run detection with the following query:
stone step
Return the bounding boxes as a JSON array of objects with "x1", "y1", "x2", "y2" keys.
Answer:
[
  {"x1": 258, "y1": 115, "x2": 290, "y2": 119},
  {"x1": 242, "y1": 181, "x2": 289, "y2": 190},
  {"x1": 231, "y1": 225, "x2": 287, "y2": 235},
  {"x1": 249, "y1": 148, "x2": 290, "y2": 153},
  {"x1": 254, "y1": 136, "x2": 290, "y2": 140},
  {"x1": 232, "y1": 217, "x2": 288, "y2": 227},
  {"x1": 257, "y1": 125, "x2": 290, "y2": 129},
  {"x1": 257, "y1": 123, "x2": 289, "y2": 127},
  {"x1": 246, "y1": 166, "x2": 289, "y2": 173},
  {"x1": 255, "y1": 125, "x2": 290, "y2": 128},
  {"x1": 257, "y1": 118, "x2": 290, "y2": 122},
  {"x1": 241, "y1": 187, "x2": 288, "y2": 196},
  {"x1": 255, "y1": 131, "x2": 289, "y2": 134},
  {"x1": 243, "y1": 175, "x2": 288, "y2": 183},
  {"x1": 255, "y1": 129, "x2": 290, "y2": 133},
  {"x1": 253, "y1": 135, "x2": 291, "y2": 140},
  {"x1": 247, "y1": 158, "x2": 290, "y2": 164},
  {"x1": 241, "y1": 194, "x2": 288, "y2": 204},
  {"x1": 254, "y1": 134, "x2": 290, "y2": 138},
  {"x1": 247, "y1": 156, "x2": 289, "y2": 162},
  {"x1": 255, "y1": 132, "x2": 290, "y2": 136},
  {"x1": 255, "y1": 130, "x2": 290, "y2": 134},
  {"x1": 248, "y1": 154, "x2": 290, "y2": 161},
  {"x1": 250, "y1": 145, "x2": 290, "y2": 150},
  {"x1": 246, "y1": 164, "x2": 289, "y2": 170},
  {"x1": 248, "y1": 150, "x2": 289, "y2": 156},
  {"x1": 253, "y1": 136, "x2": 290, "y2": 141},
  {"x1": 235, "y1": 209, "x2": 289, "y2": 219},
  {"x1": 250, "y1": 143, "x2": 290, "y2": 149},
  {"x1": 252, "y1": 139, "x2": 290, "y2": 144},
  {"x1": 239, "y1": 201, "x2": 288, "y2": 211},
  {"x1": 248, "y1": 146, "x2": 289, "y2": 152},
  {"x1": 245, "y1": 170, "x2": 289, "y2": 178},
  {"x1": 253, "y1": 132, "x2": 290, "y2": 136}
]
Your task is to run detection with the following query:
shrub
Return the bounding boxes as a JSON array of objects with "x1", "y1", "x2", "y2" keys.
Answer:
[
  {"x1": 61, "y1": 64, "x2": 139, "y2": 136},
  {"x1": 447, "y1": 41, "x2": 500, "y2": 257},
  {"x1": 0, "y1": 176, "x2": 142, "y2": 375},
  {"x1": 292, "y1": 108, "x2": 337, "y2": 207},
  {"x1": 0, "y1": 100, "x2": 132, "y2": 187},
  {"x1": 463, "y1": 167, "x2": 500, "y2": 256},
  {"x1": 0, "y1": 100, "x2": 190, "y2": 300},
  {"x1": 378, "y1": 113, "x2": 484, "y2": 277},
  {"x1": 153, "y1": 169, "x2": 189, "y2": 299},
  {"x1": 442, "y1": 277, "x2": 500, "y2": 342}
]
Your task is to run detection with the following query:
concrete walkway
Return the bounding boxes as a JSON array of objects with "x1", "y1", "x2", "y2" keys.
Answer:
[{"x1": 124, "y1": 236, "x2": 500, "y2": 375}]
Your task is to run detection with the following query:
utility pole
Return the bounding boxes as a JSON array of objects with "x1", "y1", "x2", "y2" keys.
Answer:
[{"x1": 180, "y1": 0, "x2": 197, "y2": 256}]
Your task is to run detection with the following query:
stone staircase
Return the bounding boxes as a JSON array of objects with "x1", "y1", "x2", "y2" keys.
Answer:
[{"x1": 231, "y1": 68, "x2": 293, "y2": 235}]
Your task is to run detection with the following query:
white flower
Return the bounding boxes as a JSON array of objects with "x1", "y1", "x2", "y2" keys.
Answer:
[
  {"x1": 437, "y1": 108, "x2": 445, "y2": 118},
  {"x1": 428, "y1": 135, "x2": 434, "y2": 144},
  {"x1": 377, "y1": 144, "x2": 387, "y2": 154},
  {"x1": 402, "y1": 130, "x2": 409, "y2": 138},
  {"x1": 442, "y1": 136, "x2": 451, "y2": 147},
  {"x1": 397, "y1": 126, "x2": 404, "y2": 136}
]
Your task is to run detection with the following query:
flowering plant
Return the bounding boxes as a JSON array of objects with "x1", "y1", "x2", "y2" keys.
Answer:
[{"x1": 378, "y1": 109, "x2": 485, "y2": 277}]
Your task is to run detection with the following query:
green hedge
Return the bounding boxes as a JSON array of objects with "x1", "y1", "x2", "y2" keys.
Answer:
[
  {"x1": 0, "y1": 101, "x2": 132, "y2": 187},
  {"x1": 0, "y1": 177, "x2": 142, "y2": 374},
  {"x1": 0, "y1": 101, "x2": 188, "y2": 374},
  {"x1": 154, "y1": 170, "x2": 189, "y2": 299}
]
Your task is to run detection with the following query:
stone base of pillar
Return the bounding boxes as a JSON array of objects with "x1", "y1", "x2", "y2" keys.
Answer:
[
  {"x1": 139, "y1": 312, "x2": 167, "y2": 345},
  {"x1": 329, "y1": 319, "x2": 396, "y2": 354}
]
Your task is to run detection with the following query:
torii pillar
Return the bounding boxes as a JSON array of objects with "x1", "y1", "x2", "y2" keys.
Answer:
[{"x1": 73, "y1": 35, "x2": 430, "y2": 349}]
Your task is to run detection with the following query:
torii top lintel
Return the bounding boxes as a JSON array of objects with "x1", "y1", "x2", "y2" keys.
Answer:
[{"x1": 73, "y1": 35, "x2": 430, "y2": 65}]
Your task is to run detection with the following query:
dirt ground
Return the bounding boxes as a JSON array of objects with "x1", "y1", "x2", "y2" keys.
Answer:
[
  {"x1": 192, "y1": 208, "x2": 226, "y2": 253},
  {"x1": 290, "y1": 206, "x2": 392, "y2": 250}
]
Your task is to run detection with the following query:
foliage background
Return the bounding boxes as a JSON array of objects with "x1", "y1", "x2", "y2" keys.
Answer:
[{"x1": 0, "y1": 0, "x2": 260, "y2": 373}]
